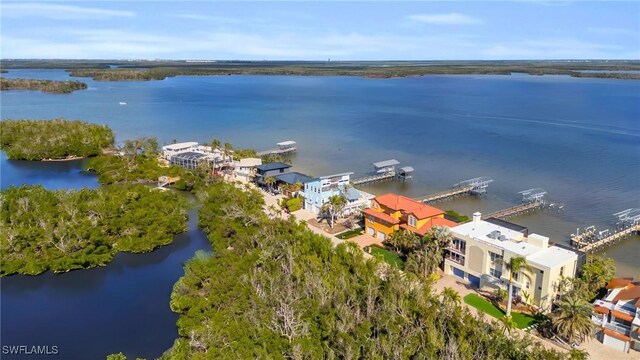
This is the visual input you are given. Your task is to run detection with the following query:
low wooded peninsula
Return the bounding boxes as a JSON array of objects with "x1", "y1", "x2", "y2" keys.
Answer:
[
  {"x1": 0, "y1": 184, "x2": 189, "y2": 276},
  {"x1": 0, "y1": 78, "x2": 87, "y2": 93},
  {"x1": 0, "y1": 119, "x2": 114, "y2": 161},
  {"x1": 138, "y1": 180, "x2": 575, "y2": 360}
]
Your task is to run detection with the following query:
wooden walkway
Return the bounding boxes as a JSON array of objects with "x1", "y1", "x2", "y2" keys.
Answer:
[
  {"x1": 257, "y1": 147, "x2": 297, "y2": 156},
  {"x1": 352, "y1": 172, "x2": 396, "y2": 186},
  {"x1": 483, "y1": 201, "x2": 545, "y2": 220},
  {"x1": 416, "y1": 186, "x2": 473, "y2": 203},
  {"x1": 572, "y1": 224, "x2": 640, "y2": 253}
]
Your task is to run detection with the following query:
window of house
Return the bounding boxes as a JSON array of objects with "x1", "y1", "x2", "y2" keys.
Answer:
[
  {"x1": 368, "y1": 215, "x2": 375, "y2": 223},
  {"x1": 513, "y1": 272, "x2": 519, "y2": 281},
  {"x1": 490, "y1": 267, "x2": 502, "y2": 279},
  {"x1": 408, "y1": 215, "x2": 416, "y2": 227},
  {"x1": 559, "y1": 266, "x2": 564, "y2": 277},
  {"x1": 489, "y1": 251, "x2": 503, "y2": 263}
]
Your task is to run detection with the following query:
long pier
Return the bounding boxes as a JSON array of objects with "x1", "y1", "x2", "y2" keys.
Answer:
[
  {"x1": 257, "y1": 141, "x2": 297, "y2": 156},
  {"x1": 415, "y1": 177, "x2": 493, "y2": 203},
  {"x1": 570, "y1": 208, "x2": 640, "y2": 253},
  {"x1": 572, "y1": 224, "x2": 640, "y2": 253},
  {"x1": 482, "y1": 188, "x2": 558, "y2": 220},
  {"x1": 418, "y1": 186, "x2": 473, "y2": 203},
  {"x1": 352, "y1": 172, "x2": 396, "y2": 185},
  {"x1": 483, "y1": 201, "x2": 545, "y2": 220}
]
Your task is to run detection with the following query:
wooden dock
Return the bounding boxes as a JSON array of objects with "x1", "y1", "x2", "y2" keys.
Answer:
[
  {"x1": 572, "y1": 224, "x2": 640, "y2": 253},
  {"x1": 417, "y1": 186, "x2": 473, "y2": 203},
  {"x1": 483, "y1": 201, "x2": 545, "y2": 220},
  {"x1": 352, "y1": 172, "x2": 396, "y2": 185},
  {"x1": 257, "y1": 147, "x2": 297, "y2": 156},
  {"x1": 157, "y1": 176, "x2": 180, "y2": 188},
  {"x1": 257, "y1": 140, "x2": 297, "y2": 156}
]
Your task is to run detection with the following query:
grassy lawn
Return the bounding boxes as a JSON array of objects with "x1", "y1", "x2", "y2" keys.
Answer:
[
  {"x1": 368, "y1": 247, "x2": 404, "y2": 269},
  {"x1": 463, "y1": 293, "x2": 536, "y2": 329},
  {"x1": 336, "y1": 227, "x2": 363, "y2": 239}
]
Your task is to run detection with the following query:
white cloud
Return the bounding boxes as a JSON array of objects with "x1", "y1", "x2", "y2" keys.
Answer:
[
  {"x1": 407, "y1": 13, "x2": 482, "y2": 25},
  {"x1": 1, "y1": 3, "x2": 135, "y2": 20}
]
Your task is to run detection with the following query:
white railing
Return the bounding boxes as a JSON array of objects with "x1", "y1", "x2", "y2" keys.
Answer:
[{"x1": 604, "y1": 322, "x2": 631, "y2": 336}]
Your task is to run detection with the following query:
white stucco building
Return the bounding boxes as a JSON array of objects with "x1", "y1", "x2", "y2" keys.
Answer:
[{"x1": 444, "y1": 212, "x2": 581, "y2": 311}]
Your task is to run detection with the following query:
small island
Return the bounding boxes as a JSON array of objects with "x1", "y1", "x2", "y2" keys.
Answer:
[
  {"x1": 0, "y1": 119, "x2": 114, "y2": 161},
  {"x1": 0, "y1": 78, "x2": 88, "y2": 93},
  {"x1": 0, "y1": 184, "x2": 189, "y2": 276}
]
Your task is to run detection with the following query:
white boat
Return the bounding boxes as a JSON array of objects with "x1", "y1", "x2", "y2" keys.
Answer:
[{"x1": 119, "y1": 101, "x2": 127, "y2": 105}]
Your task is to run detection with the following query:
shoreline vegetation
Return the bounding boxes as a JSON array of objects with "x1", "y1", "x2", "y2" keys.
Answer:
[
  {"x1": 148, "y1": 181, "x2": 573, "y2": 359},
  {"x1": 0, "y1": 78, "x2": 87, "y2": 93},
  {"x1": 0, "y1": 184, "x2": 189, "y2": 276},
  {"x1": 2, "y1": 59, "x2": 639, "y2": 80},
  {"x1": 0, "y1": 119, "x2": 114, "y2": 161}
]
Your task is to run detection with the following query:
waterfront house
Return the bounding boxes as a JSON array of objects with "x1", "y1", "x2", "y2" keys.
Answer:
[
  {"x1": 233, "y1": 158, "x2": 262, "y2": 181},
  {"x1": 362, "y1": 193, "x2": 456, "y2": 241},
  {"x1": 304, "y1": 173, "x2": 374, "y2": 216},
  {"x1": 444, "y1": 212, "x2": 581, "y2": 311},
  {"x1": 162, "y1": 142, "x2": 199, "y2": 160},
  {"x1": 256, "y1": 162, "x2": 292, "y2": 178},
  {"x1": 592, "y1": 278, "x2": 640, "y2": 353}
]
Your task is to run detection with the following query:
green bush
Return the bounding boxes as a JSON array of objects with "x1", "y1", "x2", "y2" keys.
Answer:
[{"x1": 285, "y1": 197, "x2": 303, "y2": 212}]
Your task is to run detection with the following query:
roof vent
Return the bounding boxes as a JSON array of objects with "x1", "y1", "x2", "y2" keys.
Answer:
[{"x1": 499, "y1": 235, "x2": 507, "y2": 241}]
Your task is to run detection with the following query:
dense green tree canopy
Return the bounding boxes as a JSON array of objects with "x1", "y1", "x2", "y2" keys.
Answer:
[
  {"x1": 0, "y1": 78, "x2": 87, "y2": 93},
  {"x1": 161, "y1": 182, "x2": 569, "y2": 359},
  {"x1": 0, "y1": 119, "x2": 114, "y2": 160},
  {"x1": 0, "y1": 184, "x2": 189, "y2": 276}
]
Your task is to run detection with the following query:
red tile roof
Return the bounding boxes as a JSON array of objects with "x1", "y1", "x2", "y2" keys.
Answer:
[
  {"x1": 612, "y1": 283, "x2": 640, "y2": 303},
  {"x1": 606, "y1": 278, "x2": 634, "y2": 289},
  {"x1": 400, "y1": 217, "x2": 458, "y2": 236},
  {"x1": 593, "y1": 305, "x2": 609, "y2": 315},
  {"x1": 603, "y1": 328, "x2": 631, "y2": 342},
  {"x1": 363, "y1": 208, "x2": 400, "y2": 225},
  {"x1": 375, "y1": 193, "x2": 445, "y2": 219},
  {"x1": 610, "y1": 310, "x2": 634, "y2": 322}
]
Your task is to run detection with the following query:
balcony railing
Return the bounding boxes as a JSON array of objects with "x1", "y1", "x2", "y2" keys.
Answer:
[
  {"x1": 444, "y1": 254, "x2": 465, "y2": 265},
  {"x1": 604, "y1": 322, "x2": 631, "y2": 336},
  {"x1": 446, "y1": 246, "x2": 466, "y2": 255},
  {"x1": 591, "y1": 315, "x2": 604, "y2": 326}
]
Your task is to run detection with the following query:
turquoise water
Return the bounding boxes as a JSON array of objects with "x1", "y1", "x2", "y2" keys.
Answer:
[{"x1": 1, "y1": 69, "x2": 639, "y2": 357}]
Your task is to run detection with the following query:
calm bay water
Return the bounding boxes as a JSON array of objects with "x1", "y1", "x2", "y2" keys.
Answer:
[{"x1": 1, "y1": 69, "x2": 639, "y2": 357}]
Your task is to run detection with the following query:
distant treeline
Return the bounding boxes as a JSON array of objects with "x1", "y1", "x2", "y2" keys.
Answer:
[
  {"x1": 52, "y1": 60, "x2": 640, "y2": 81},
  {"x1": 0, "y1": 119, "x2": 114, "y2": 160},
  {"x1": 0, "y1": 78, "x2": 87, "y2": 93},
  {"x1": 0, "y1": 184, "x2": 189, "y2": 276}
]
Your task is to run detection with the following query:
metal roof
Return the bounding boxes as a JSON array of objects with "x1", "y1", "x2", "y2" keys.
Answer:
[
  {"x1": 274, "y1": 172, "x2": 313, "y2": 185},
  {"x1": 399, "y1": 166, "x2": 414, "y2": 173},
  {"x1": 372, "y1": 159, "x2": 400, "y2": 168},
  {"x1": 256, "y1": 162, "x2": 292, "y2": 171},
  {"x1": 277, "y1": 140, "x2": 297, "y2": 146}
]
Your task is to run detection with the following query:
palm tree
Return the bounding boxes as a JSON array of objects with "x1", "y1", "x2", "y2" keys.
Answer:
[
  {"x1": 440, "y1": 287, "x2": 461, "y2": 309},
  {"x1": 210, "y1": 138, "x2": 221, "y2": 150},
  {"x1": 264, "y1": 176, "x2": 276, "y2": 193},
  {"x1": 386, "y1": 229, "x2": 420, "y2": 253},
  {"x1": 552, "y1": 295, "x2": 594, "y2": 345},
  {"x1": 500, "y1": 315, "x2": 517, "y2": 336},
  {"x1": 499, "y1": 256, "x2": 532, "y2": 316},
  {"x1": 322, "y1": 194, "x2": 346, "y2": 228},
  {"x1": 223, "y1": 142, "x2": 233, "y2": 162}
]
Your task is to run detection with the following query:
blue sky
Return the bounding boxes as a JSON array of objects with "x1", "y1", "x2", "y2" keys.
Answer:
[{"x1": 1, "y1": 1, "x2": 638, "y2": 60}]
